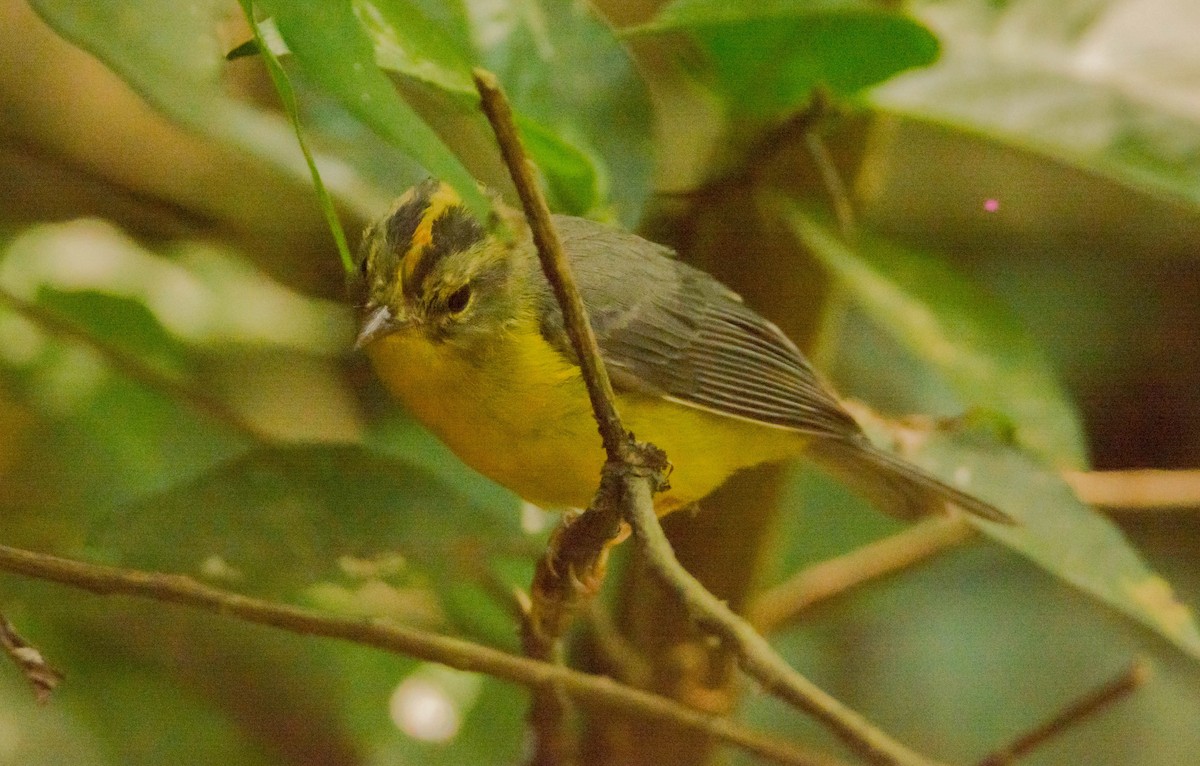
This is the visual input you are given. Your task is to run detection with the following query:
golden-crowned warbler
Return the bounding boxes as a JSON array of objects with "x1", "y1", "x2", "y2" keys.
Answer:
[{"x1": 354, "y1": 179, "x2": 1011, "y2": 524}]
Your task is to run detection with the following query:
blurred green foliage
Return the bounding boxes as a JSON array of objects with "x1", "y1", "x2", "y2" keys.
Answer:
[{"x1": 2, "y1": 0, "x2": 1199, "y2": 764}]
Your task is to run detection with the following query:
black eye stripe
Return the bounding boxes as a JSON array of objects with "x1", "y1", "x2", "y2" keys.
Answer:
[
  {"x1": 386, "y1": 195, "x2": 432, "y2": 255},
  {"x1": 406, "y1": 206, "x2": 486, "y2": 298},
  {"x1": 428, "y1": 207, "x2": 485, "y2": 263}
]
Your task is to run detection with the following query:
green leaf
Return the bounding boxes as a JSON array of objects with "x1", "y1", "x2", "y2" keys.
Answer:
[
  {"x1": 0, "y1": 277, "x2": 244, "y2": 522},
  {"x1": 632, "y1": 0, "x2": 939, "y2": 118},
  {"x1": 796, "y1": 405, "x2": 1200, "y2": 663},
  {"x1": 95, "y1": 443, "x2": 528, "y2": 644},
  {"x1": 25, "y1": 0, "x2": 371, "y2": 256},
  {"x1": 259, "y1": 0, "x2": 488, "y2": 217},
  {"x1": 238, "y1": 3, "x2": 355, "y2": 273},
  {"x1": 356, "y1": 0, "x2": 475, "y2": 95},
  {"x1": 871, "y1": 0, "x2": 1200, "y2": 207},
  {"x1": 913, "y1": 425, "x2": 1200, "y2": 661},
  {"x1": 468, "y1": 0, "x2": 654, "y2": 223},
  {"x1": 787, "y1": 207, "x2": 1088, "y2": 468},
  {"x1": 343, "y1": 0, "x2": 649, "y2": 219},
  {"x1": 640, "y1": 0, "x2": 871, "y2": 27},
  {"x1": 0, "y1": 221, "x2": 354, "y2": 532}
]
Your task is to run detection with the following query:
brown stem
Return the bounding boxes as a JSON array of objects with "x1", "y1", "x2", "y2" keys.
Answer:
[
  {"x1": 1, "y1": 610, "x2": 63, "y2": 703},
  {"x1": 1064, "y1": 469, "x2": 1200, "y2": 511},
  {"x1": 803, "y1": 129, "x2": 856, "y2": 242},
  {"x1": 976, "y1": 659, "x2": 1150, "y2": 766},
  {"x1": 473, "y1": 68, "x2": 625, "y2": 462},
  {"x1": 749, "y1": 517, "x2": 974, "y2": 634},
  {"x1": 0, "y1": 543, "x2": 833, "y2": 766},
  {"x1": 624, "y1": 489, "x2": 948, "y2": 766},
  {"x1": 473, "y1": 66, "x2": 945, "y2": 766}
]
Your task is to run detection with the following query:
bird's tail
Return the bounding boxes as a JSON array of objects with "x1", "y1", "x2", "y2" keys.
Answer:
[{"x1": 806, "y1": 437, "x2": 1014, "y2": 524}]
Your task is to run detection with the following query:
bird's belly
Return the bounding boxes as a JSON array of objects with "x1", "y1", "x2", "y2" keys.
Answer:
[
  {"x1": 368, "y1": 331, "x2": 604, "y2": 509},
  {"x1": 368, "y1": 332, "x2": 802, "y2": 513},
  {"x1": 619, "y1": 395, "x2": 802, "y2": 513}
]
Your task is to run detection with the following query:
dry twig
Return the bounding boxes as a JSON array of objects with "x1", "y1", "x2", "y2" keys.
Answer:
[
  {"x1": 749, "y1": 516, "x2": 974, "y2": 634},
  {"x1": 0, "y1": 611, "x2": 63, "y2": 703},
  {"x1": 472, "y1": 67, "x2": 946, "y2": 766},
  {"x1": 976, "y1": 659, "x2": 1149, "y2": 766},
  {"x1": 0, "y1": 543, "x2": 843, "y2": 766},
  {"x1": 1065, "y1": 469, "x2": 1200, "y2": 511}
]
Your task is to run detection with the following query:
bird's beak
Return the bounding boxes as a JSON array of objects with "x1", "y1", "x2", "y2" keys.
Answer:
[{"x1": 355, "y1": 304, "x2": 409, "y2": 350}]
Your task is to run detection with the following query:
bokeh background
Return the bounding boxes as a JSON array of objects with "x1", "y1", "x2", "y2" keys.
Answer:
[{"x1": 1, "y1": 1, "x2": 1198, "y2": 764}]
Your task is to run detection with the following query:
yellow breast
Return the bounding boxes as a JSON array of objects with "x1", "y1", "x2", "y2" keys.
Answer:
[{"x1": 367, "y1": 323, "x2": 802, "y2": 514}]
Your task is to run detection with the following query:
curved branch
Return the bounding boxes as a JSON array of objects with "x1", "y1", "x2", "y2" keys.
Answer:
[
  {"x1": 472, "y1": 68, "x2": 946, "y2": 766},
  {"x1": 0, "y1": 543, "x2": 830, "y2": 766},
  {"x1": 749, "y1": 517, "x2": 974, "y2": 635}
]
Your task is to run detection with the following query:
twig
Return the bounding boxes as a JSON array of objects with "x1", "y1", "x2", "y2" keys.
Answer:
[
  {"x1": 518, "y1": 511, "x2": 636, "y2": 765},
  {"x1": 625, "y1": 490, "x2": 946, "y2": 766},
  {"x1": 1, "y1": 611, "x2": 63, "y2": 703},
  {"x1": 476, "y1": 67, "x2": 674, "y2": 765},
  {"x1": 477, "y1": 67, "x2": 613, "y2": 765},
  {"x1": 1064, "y1": 469, "x2": 1200, "y2": 511},
  {"x1": 473, "y1": 69, "x2": 625, "y2": 462},
  {"x1": 0, "y1": 544, "x2": 835, "y2": 766},
  {"x1": 584, "y1": 600, "x2": 653, "y2": 688},
  {"x1": 473, "y1": 68, "x2": 944, "y2": 766},
  {"x1": 0, "y1": 286, "x2": 268, "y2": 446},
  {"x1": 236, "y1": 0, "x2": 355, "y2": 273},
  {"x1": 976, "y1": 659, "x2": 1150, "y2": 766},
  {"x1": 749, "y1": 517, "x2": 975, "y2": 634},
  {"x1": 803, "y1": 129, "x2": 856, "y2": 242}
]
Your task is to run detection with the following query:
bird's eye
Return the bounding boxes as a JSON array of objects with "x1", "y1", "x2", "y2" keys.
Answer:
[{"x1": 446, "y1": 284, "x2": 471, "y2": 315}]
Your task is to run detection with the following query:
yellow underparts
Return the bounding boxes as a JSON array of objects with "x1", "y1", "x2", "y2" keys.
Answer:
[{"x1": 368, "y1": 323, "x2": 804, "y2": 515}]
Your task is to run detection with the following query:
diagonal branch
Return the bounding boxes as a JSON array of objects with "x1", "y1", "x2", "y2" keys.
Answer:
[
  {"x1": 1, "y1": 610, "x2": 63, "y2": 703},
  {"x1": 475, "y1": 66, "x2": 666, "y2": 766},
  {"x1": 1064, "y1": 469, "x2": 1200, "y2": 511},
  {"x1": 749, "y1": 517, "x2": 975, "y2": 634},
  {"x1": 623, "y1": 487, "x2": 945, "y2": 766},
  {"x1": 976, "y1": 659, "x2": 1149, "y2": 766},
  {"x1": 0, "y1": 544, "x2": 833, "y2": 766},
  {"x1": 472, "y1": 68, "x2": 946, "y2": 766},
  {"x1": 473, "y1": 68, "x2": 625, "y2": 462}
]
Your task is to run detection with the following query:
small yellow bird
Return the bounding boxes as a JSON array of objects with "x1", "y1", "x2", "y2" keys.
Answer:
[{"x1": 354, "y1": 179, "x2": 1011, "y2": 524}]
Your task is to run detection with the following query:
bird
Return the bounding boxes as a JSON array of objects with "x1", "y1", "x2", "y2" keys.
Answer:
[{"x1": 352, "y1": 178, "x2": 1011, "y2": 525}]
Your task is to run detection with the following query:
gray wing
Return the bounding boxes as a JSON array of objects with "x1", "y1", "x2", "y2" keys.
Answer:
[{"x1": 539, "y1": 216, "x2": 862, "y2": 439}]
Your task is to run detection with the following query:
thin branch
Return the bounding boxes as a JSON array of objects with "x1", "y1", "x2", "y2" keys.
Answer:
[
  {"x1": 625, "y1": 490, "x2": 947, "y2": 766},
  {"x1": 803, "y1": 129, "x2": 856, "y2": 242},
  {"x1": 976, "y1": 659, "x2": 1150, "y2": 766},
  {"x1": 749, "y1": 517, "x2": 974, "y2": 635},
  {"x1": 473, "y1": 68, "x2": 625, "y2": 462},
  {"x1": 473, "y1": 68, "x2": 945, "y2": 766},
  {"x1": 1, "y1": 611, "x2": 63, "y2": 703},
  {"x1": 0, "y1": 544, "x2": 835, "y2": 766},
  {"x1": 0, "y1": 286, "x2": 269, "y2": 446},
  {"x1": 584, "y1": 600, "x2": 653, "y2": 688},
  {"x1": 1064, "y1": 469, "x2": 1200, "y2": 511},
  {"x1": 476, "y1": 67, "x2": 630, "y2": 765}
]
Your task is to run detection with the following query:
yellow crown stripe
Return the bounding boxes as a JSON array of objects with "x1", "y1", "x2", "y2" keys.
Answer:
[{"x1": 402, "y1": 182, "x2": 464, "y2": 286}]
